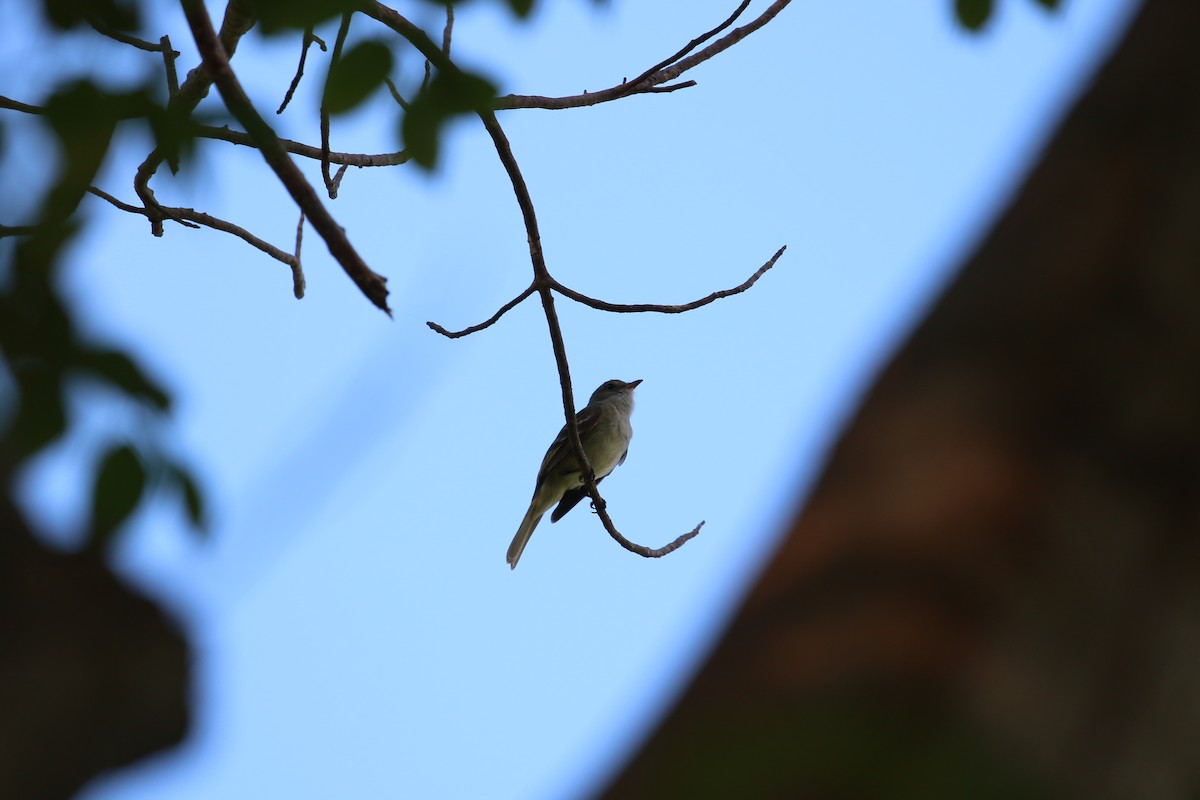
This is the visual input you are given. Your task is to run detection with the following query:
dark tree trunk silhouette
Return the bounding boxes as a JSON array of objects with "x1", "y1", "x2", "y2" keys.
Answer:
[
  {"x1": 602, "y1": 2, "x2": 1200, "y2": 798},
  {"x1": 0, "y1": 500, "x2": 189, "y2": 799}
]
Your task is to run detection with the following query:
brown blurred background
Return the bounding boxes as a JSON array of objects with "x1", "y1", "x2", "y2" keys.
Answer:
[{"x1": 603, "y1": 2, "x2": 1200, "y2": 798}]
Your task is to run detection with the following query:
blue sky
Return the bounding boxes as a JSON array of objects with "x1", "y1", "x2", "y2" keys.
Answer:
[{"x1": 3, "y1": 1, "x2": 1137, "y2": 797}]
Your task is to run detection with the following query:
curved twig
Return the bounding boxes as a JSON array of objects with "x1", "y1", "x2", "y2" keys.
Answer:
[
  {"x1": 427, "y1": 284, "x2": 537, "y2": 338},
  {"x1": 278, "y1": 27, "x2": 326, "y2": 115},
  {"x1": 86, "y1": 15, "x2": 177, "y2": 54},
  {"x1": 550, "y1": 245, "x2": 785, "y2": 314},
  {"x1": 494, "y1": 0, "x2": 792, "y2": 111},
  {"x1": 88, "y1": 186, "x2": 306, "y2": 298}
]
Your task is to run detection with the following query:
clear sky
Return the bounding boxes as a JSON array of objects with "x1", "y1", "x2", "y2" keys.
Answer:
[{"x1": 3, "y1": 0, "x2": 1137, "y2": 797}]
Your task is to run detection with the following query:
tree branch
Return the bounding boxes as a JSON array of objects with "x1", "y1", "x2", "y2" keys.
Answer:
[
  {"x1": 494, "y1": 0, "x2": 792, "y2": 111},
  {"x1": 83, "y1": 17, "x2": 182, "y2": 99},
  {"x1": 180, "y1": 0, "x2": 389, "y2": 313},
  {"x1": 480, "y1": 105, "x2": 702, "y2": 559},
  {"x1": 277, "y1": 27, "x2": 325, "y2": 115},
  {"x1": 0, "y1": 95, "x2": 47, "y2": 115},
  {"x1": 320, "y1": 13, "x2": 354, "y2": 199},
  {"x1": 427, "y1": 284, "x2": 536, "y2": 338},
  {"x1": 134, "y1": 0, "x2": 256, "y2": 235},
  {"x1": 613, "y1": 0, "x2": 752, "y2": 100},
  {"x1": 362, "y1": 0, "x2": 796, "y2": 561},
  {"x1": 364, "y1": 3, "x2": 702, "y2": 557},
  {"x1": 550, "y1": 245, "x2": 785, "y2": 314},
  {"x1": 193, "y1": 123, "x2": 409, "y2": 166},
  {"x1": 441, "y1": 3, "x2": 455, "y2": 55},
  {"x1": 161, "y1": 36, "x2": 181, "y2": 98},
  {"x1": 88, "y1": 186, "x2": 306, "y2": 298},
  {"x1": 291, "y1": 211, "x2": 306, "y2": 298},
  {"x1": 86, "y1": 15, "x2": 177, "y2": 54}
]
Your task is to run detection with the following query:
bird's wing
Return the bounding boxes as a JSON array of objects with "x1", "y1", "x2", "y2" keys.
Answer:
[
  {"x1": 536, "y1": 404, "x2": 599, "y2": 483},
  {"x1": 550, "y1": 475, "x2": 601, "y2": 523}
]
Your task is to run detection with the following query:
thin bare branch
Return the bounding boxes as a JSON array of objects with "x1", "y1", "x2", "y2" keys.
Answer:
[
  {"x1": 327, "y1": 163, "x2": 349, "y2": 197},
  {"x1": 292, "y1": 211, "x2": 306, "y2": 298},
  {"x1": 86, "y1": 186, "x2": 148, "y2": 215},
  {"x1": 363, "y1": 0, "x2": 786, "y2": 558},
  {"x1": 551, "y1": 245, "x2": 786, "y2": 314},
  {"x1": 477, "y1": 107, "x2": 702, "y2": 559},
  {"x1": 615, "y1": 0, "x2": 752, "y2": 99},
  {"x1": 411, "y1": 1, "x2": 454, "y2": 95},
  {"x1": 320, "y1": 13, "x2": 354, "y2": 199},
  {"x1": 0, "y1": 95, "x2": 47, "y2": 115},
  {"x1": 494, "y1": 0, "x2": 792, "y2": 111},
  {"x1": 194, "y1": 123, "x2": 409, "y2": 166},
  {"x1": 383, "y1": 76, "x2": 410, "y2": 110},
  {"x1": 181, "y1": 0, "x2": 390, "y2": 313},
  {"x1": 160, "y1": 35, "x2": 180, "y2": 97},
  {"x1": 277, "y1": 27, "x2": 326, "y2": 114},
  {"x1": 86, "y1": 20, "x2": 183, "y2": 99},
  {"x1": 441, "y1": 3, "x2": 454, "y2": 55},
  {"x1": 87, "y1": 15, "x2": 176, "y2": 54},
  {"x1": 87, "y1": 186, "x2": 307, "y2": 294},
  {"x1": 643, "y1": 81, "x2": 697, "y2": 94},
  {"x1": 427, "y1": 284, "x2": 536, "y2": 338},
  {"x1": 85, "y1": 186, "x2": 197, "y2": 227},
  {"x1": 134, "y1": 0, "x2": 256, "y2": 235}
]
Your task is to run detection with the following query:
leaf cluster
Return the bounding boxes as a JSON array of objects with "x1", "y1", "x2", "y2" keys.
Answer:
[{"x1": 1, "y1": 12, "x2": 208, "y2": 551}]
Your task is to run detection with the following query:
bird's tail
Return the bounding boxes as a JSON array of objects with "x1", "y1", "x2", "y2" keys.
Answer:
[{"x1": 506, "y1": 506, "x2": 544, "y2": 570}]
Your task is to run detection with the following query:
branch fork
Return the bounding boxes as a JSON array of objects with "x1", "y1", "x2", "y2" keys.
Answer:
[{"x1": 4, "y1": 0, "x2": 795, "y2": 560}]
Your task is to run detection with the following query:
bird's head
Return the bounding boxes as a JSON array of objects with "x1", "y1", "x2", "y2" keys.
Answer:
[{"x1": 589, "y1": 378, "x2": 642, "y2": 404}]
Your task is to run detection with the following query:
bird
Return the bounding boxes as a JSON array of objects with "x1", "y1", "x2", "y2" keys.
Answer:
[{"x1": 506, "y1": 379, "x2": 642, "y2": 570}]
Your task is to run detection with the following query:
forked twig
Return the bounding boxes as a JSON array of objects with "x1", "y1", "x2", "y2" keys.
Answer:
[
  {"x1": 88, "y1": 186, "x2": 306, "y2": 298},
  {"x1": 277, "y1": 27, "x2": 327, "y2": 115},
  {"x1": 369, "y1": 1, "x2": 790, "y2": 560},
  {"x1": 495, "y1": 0, "x2": 792, "y2": 110},
  {"x1": 180, "y1": 0, "x2": 390, "y2": 313}
]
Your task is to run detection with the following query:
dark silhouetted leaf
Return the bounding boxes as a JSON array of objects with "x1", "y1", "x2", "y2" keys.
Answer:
[
  {"x1": 247, "y1": 0, "x2": 360, "y2": 34},
  {"x1": 167, "y1": 463, "x2": 207, "y2": 534},
  {"x1": 145, "y1": 101, "x2": 198, "y2": 175},
  {"x1": 430, "y1": 70, "x2": 498, "y2": 115},
  {"x1": 89, "y1": 444, "x2": 146, "y2": 550},
  {"x1": 400, "y1": 101, "x2": 440, "y2": 169},
  {"x1": 42, "y1": 0, "x2": 138, "y2": 31},
  {"x1": 42, "y1": 82, "x2": 119, "y2": 223},
  {"x1": 955, "y1": 0, "x2": 993, "y2": 31},
  {"x1": 324, "y1": 39, "x2": 395, "y2": 115},
  {"x1": 6, "y1": 368, "x2": 68, "y2": 464},
  {"x1": 76, "y1": 347, "x2": 172, "y2": 411},
  {"x1": 1032, "y1": 0, "x2": 1060, "y2": 10},
  {"x1": 402, "y1": 69, "x2": 497, "y2": 169},
  {"x1": 505, "y1": 0, "x2": 536, "y2": 18}
]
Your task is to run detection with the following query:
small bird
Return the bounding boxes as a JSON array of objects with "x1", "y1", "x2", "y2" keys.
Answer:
[{"x1": 506, "y1": 378, "x2": 642, "y2": 570}]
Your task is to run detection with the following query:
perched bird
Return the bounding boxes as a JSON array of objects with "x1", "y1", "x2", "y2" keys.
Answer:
[{"x1": 506, "y1": 379, "x2": 642, "y2": 569}]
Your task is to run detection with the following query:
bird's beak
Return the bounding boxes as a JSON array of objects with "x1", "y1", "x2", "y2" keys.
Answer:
[{"x1": 627, "y1": 379, "x2": 643, "y2": 390}]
